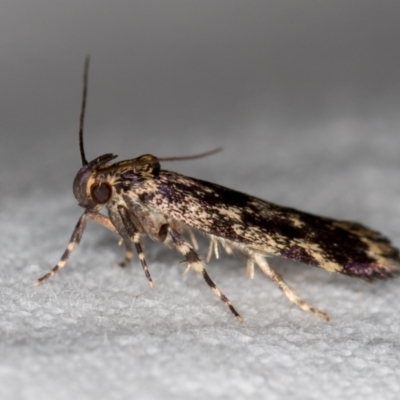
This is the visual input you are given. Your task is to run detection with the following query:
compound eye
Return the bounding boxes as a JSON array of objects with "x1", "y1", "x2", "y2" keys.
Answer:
[{"x1": 90, "y1": 182, "x2": 112, "y2": 204}]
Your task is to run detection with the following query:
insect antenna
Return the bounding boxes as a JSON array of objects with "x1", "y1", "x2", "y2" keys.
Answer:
[
  {"x1": 158, "y1": 146, "x2": 222, "y2": 162},
  {"x1": 79, "y1": 56, "x2": 90, "y2": 166}
]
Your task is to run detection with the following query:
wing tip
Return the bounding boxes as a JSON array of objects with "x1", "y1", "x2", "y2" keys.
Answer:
[{"x1": 343, "y1": 258, "x2": 400, "y2": 281}]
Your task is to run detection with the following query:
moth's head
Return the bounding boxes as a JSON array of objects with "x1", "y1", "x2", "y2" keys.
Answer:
[
  {"x1": 73, "y1": 57, "x2": 213, "y2": 209},
  {"x1": 73, "y1": 153, "x2": 117, "y2": 208},
  {"x1": 73, "y1": 153, "x2": 161, "y2": 208},
  {"x1": 72, "y1": 58, "x2": 119, "y2": 209}
]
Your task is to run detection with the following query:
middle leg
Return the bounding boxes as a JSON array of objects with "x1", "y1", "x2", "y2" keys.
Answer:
[
  {"x1": 118, "y1": 206, "x2": 154, "y2": 288},
  {"x1": 165, "y1": 226, "x2": 242, "y2": 322}
]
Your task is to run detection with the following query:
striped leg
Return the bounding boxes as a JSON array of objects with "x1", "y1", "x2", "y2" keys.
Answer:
[
  {"x1": 254, "y1": 254, "x2": 329, "y2": 321},
  {"x1": 118, "y1": 241, "x2": 134, "y2": 267},
  {"x1": 118, "y1": 206, "x2": 154, "y2": 288},
  {"x1": 168, "y1": 228, "x2": 242, "y2": 322},
  {"x1": 34, "y1": 212, "x2": 88, "y2": 285}
]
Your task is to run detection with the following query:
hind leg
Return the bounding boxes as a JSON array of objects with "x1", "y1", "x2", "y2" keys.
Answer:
[{"x1": 254, "y1": 254, "x2": 329, "y2": 320}]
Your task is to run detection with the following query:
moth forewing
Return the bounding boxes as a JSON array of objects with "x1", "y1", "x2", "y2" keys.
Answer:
[{"x1": 36, "y1": 59, "x2": 400, "y2": 323}]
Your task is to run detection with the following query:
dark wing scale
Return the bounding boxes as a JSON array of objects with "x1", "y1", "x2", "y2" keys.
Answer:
[{"x1": 135, "y1": 170, "x2": 400, "y2": 280}]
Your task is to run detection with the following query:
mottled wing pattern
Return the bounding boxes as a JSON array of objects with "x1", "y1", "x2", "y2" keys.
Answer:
[{"x1": 134, "y1": 170, "x2": 400, "y2": 280}]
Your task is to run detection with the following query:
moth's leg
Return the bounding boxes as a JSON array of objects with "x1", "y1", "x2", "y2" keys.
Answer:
[
  {"x1": 86, "y1": 210, "x2": 117, "y2": 233},
  {"x1": 186, "y1": 228, "x2": 199, "y2": 250},
  {"x1": 114, "y1": 237, "x2": 134, "y2": 267},
  {"x1": 165, "y1": 226, "x2": 243, "y2": 322},
  {"x1": 221, "y1": 240, "x2": 233, "y2": 256},
  {"x1": 118, "y1": 241, "x2": 134, "y2": 267},
  {"x1": 246, "y1": 257, "x2": 255, "y2": 279},
  {"x1": 86, "y1": 210, "x2": 133, "y2": 267},
  {"x1": 34, "y1": 212, "x2": 88, "y2": 285},
  {"x1": 206, "y1": 237, "x2": 235, "y2": 263},
  {"x1": 118, "y1": 206, "x2": 154, "y2": 288},
  {"x1": 254, "y1": 254, "x2": 329, "y2": 321},
  {"x1": 206, "y1": 237, "x2": 219, "y2": 263}
]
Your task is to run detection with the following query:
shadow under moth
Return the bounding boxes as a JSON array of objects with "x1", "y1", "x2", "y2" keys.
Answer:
[{"x1": 35, "y1": 58, "x2": 399, "y2": 322}]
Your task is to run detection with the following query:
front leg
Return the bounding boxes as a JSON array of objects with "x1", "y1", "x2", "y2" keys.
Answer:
[
  {"x1": 161, "y1": 225, "x2": 242, "y2": 322},
  {"x1": 34, "y1": 212, "x2": 88, "y2": 285},
  {"x1": 86, "y1": 210, "x2": 133, "y2": 267}
]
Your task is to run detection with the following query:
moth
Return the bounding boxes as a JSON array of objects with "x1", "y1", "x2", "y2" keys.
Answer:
[{"x1": 35, "y1": 58, "x2": 399, "y2": 322}]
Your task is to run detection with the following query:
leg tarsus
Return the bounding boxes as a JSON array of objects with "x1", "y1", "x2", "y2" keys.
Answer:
[
  {"x1": 34, "y1": 212, "x2": 88, "y2": 285},
  {"x1": 254, "y1": 254, "x2": 329, "y2": 321}
]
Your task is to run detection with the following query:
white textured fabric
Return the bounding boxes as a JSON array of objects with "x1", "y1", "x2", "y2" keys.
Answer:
[{"x1": 1, "y1": 119, "x2": 400, "y2": 400}]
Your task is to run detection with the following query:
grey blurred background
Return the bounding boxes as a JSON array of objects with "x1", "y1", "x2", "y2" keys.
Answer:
[
  {"x1": 1, "y1": 0, "x2": 399, "y2": 197},
  {"x1": 2, "y1": 2, "x2": 400, "y2": 399}
]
